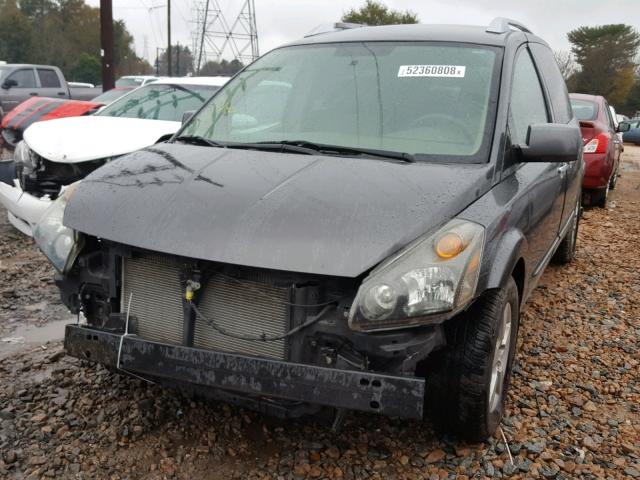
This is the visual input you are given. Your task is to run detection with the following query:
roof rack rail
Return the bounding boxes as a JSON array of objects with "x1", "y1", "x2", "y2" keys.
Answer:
[
  {"x1": 304, "y1": 22, "x2": 364, "y2": 38},
  {"x1": 486, "y1": 17, "x2": 532, "y2": 35}
]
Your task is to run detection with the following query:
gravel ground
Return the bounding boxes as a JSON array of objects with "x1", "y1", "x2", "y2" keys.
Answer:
[
  {"x1": 0, "y1": 196, "x2": 69, "y2": 338},
  {"x1": 1, "y1": 149, "x2": 639, "y2": 479}
]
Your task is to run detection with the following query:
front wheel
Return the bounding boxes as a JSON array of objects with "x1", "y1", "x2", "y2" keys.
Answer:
[{"x1": 425, "y1": 277, "x2": 520, "y2": 441}]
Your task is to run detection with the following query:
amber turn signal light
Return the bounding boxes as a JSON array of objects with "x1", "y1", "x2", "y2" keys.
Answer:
[{"x1": 435, "y1": 233, "x2": 465, "y2": 259}]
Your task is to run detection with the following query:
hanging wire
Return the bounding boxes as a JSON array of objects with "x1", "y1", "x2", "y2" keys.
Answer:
[{"x1": 191, "y1": 302, "x2": 333, "y2": 342}]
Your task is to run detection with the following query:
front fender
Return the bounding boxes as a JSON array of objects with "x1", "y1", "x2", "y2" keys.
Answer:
[
  {"x1": 477, "y1": 227, "x2": 529, "y2": 300},
  {"x1": 458, "y1": 169, "x2": 532, "y2": 304}
]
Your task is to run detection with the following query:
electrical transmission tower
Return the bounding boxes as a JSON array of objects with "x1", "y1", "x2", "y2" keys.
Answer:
[{"x1": 191, "y1": 0, "x2": 259, "y2": 73}]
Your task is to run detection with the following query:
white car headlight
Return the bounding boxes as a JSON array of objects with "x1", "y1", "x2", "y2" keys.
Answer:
[
  {"x1": 14, "y1": 140, "x2": 38, "y2": 171},
  {"x1": 33, "y1": 183, "x2": 82, "y2": 273},
  {"x1": 349, "y1": 220, "x2": 484, "y2": 332}
]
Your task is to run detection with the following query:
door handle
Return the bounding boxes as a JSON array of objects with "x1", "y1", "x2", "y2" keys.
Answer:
[
  {"x1": 29, "y1": 92, "x2": 38, "y2": 96},
  {"x1": 57, "y1": 92, "x2": 66, "y2": 96}
]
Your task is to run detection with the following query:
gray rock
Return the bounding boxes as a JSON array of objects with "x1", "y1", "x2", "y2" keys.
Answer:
[
  {"x1": 540, "y1": 464, "x2": 559, "y2": 478},
  {"x1": 625, "y1": 468, "x2": 640, "y2": 478}
]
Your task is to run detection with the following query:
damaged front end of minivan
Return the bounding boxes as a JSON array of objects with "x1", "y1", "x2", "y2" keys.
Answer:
[
  {"x1": 45, "y1": 215, "x2": 487, "y2": 421},
  {"x1": 33, "y1": 141, "x2": 491, "y2": 421},
  {"x1": 57, "y1": 241, "x2": 444, "y2": 419}
]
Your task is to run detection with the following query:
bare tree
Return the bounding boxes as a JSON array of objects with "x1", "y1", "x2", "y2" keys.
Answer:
[{"x1": 554, "y1": 50, "x2": 576, "y2": 81}]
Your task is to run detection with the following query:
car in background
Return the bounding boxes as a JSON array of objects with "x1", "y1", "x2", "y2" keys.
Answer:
[
  {"x1": 0, "y1": 97, "x2": 102, "y2": 149},
  {"x1": 0, "y1": 88, "x2": 135, "y2": 150},
  {"x1": 0, "y1": 64, "x2": 102, "y2": 114},
  {"x1": 0, "y1": 76, "x2": 228, "y2": 235},
  {"x1": 616, "y1": 113, "x2": 630, "y2": 124},
  {"x1": 621, "y1": 118, "x2": 640, "y2": 144},
  {"x1": 115, "y1": 75, "x2": 159, "y2": 88},
  {"x1": 570, "y1": 93, "x2": 626, "y2": 207}
]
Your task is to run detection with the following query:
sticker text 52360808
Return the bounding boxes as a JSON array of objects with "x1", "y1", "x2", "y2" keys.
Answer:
[{"x1": 398, "y1": 65, "x2": 466, "y2": 78}]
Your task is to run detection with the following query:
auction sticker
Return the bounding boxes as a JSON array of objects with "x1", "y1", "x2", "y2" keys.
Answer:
[{"x1": 398, "y1": 65, "x2": 466, "y2": 78}]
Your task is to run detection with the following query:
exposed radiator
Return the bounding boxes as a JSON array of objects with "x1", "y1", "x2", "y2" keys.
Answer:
[{"x1": 121, "y1": 254, "x2": 290, "y2": 360}]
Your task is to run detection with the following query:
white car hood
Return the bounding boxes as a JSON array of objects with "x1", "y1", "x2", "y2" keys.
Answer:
[{"x1": 23, "y1": 116, "x2": 180, "y2": 163}]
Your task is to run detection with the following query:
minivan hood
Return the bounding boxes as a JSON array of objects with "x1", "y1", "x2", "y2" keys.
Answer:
[
  {"x1": 23, "y1": 116, "x2": 180, "y2": 163},
  {"x1": 65, "y1": 144, "x2": 493, "y2": 277}
]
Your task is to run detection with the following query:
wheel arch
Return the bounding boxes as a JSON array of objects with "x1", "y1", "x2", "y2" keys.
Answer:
[{"x1": 478, "y1": 227, "x2": 529, "y2": 304}]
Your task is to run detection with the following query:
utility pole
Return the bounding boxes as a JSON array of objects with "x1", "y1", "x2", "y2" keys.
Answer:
[
  {"x1": 167, "y1": 0, "x2": 172, "y2": 77},
  {"x1": 176, "y1": 43, "x2": 180, "y2": 76},
  {"x1": 100, "y1": 0, "x2": 115, "y2": 90},
  {"x1": 155, "y1": 47, "x2": 161, "y2": 76}
]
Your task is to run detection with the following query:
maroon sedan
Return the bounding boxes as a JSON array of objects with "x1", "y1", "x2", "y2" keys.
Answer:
[{"x1": 569, "y1": 93, "x2": 627, "y2": 207}]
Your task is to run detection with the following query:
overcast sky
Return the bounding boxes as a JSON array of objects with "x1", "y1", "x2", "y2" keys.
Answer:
[{"x1": 87, "y1": 0, "x2": 640, "y2": 65}]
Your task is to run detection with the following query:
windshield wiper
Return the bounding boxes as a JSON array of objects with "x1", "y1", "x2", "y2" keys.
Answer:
[
  {"x1": 265, "y1": 140, "x2": 416, "y2": 163},
  {"x1": 173, "y1": 137, "x2": 316, "y2": 155},
  {"x1": 174, "y1": 135, "x2": 227, "y2": 148},
  {"x1": 226, "y1": 142, "x2": 317, "y2": 155},
  {"x1": 173, "y1": 137, "x2": 416, "y2": 162},
  {"x1": 170, "y1": 84, "x2": 205, "y2": 101}
]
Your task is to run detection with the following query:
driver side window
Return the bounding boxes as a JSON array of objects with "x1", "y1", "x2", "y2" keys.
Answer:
[
  {"x1": 7, "y1": 69, "x2": 36, "y2": 88},
  {"x1": 509, "y1": 48, "x2": 549, "y2": 146}
]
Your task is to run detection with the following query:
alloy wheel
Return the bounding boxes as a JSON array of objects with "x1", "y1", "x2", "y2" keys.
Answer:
[{"x1": 488, "y1": 303, "x2": 513, "y2": 413}]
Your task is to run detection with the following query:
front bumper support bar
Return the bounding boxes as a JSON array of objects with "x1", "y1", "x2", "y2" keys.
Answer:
[{"x1": 65, "y1": 325, "x2": 426, "y2": 419}]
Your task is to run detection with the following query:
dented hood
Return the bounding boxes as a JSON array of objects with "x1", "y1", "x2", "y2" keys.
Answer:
[
  {"x1": 64, "y1": 143, "x2": 493, "y2": 277},
  {"x1": 23, "y1": 116, "x2": 180, "y2": 163}
]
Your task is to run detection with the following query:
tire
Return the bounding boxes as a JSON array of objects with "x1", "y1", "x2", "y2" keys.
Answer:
[
  {"x1": 609, "y1": 167, "x2": 618, "y2": 190},
  {"x1": 595, "y1": 184, "x2": 609, "y2": 208},
  {"x1": 425, "y1": 277, "x2": 520, "y2": 442},
  {"x1": 552, "y1": 204, "x2": 579, "y2": 264}
]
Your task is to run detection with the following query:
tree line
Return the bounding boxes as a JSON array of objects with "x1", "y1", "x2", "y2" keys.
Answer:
[
  {"x1": 0, "y1": 0, "x2": 152, "y2": 85},
  {"x1": 559, "y1": 24, "x2": 640, "y2": 116},
  {"x1": 154, "y1": 47, "x2": 244, "y2": 77}
]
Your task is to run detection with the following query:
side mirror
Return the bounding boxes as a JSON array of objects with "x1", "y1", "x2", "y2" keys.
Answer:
[
  {"x1": 181, "y1": 110, "x2": 195, "y2": 125},
  {"x1": 519, "y1": 124, "x2": 582, "y2": 163},
  {"x1": 617, "y1": 121, "x2": 630, "y2": 133},
  {"x1": 1, "y1": 79, "x2": 17, "y2": 89}
]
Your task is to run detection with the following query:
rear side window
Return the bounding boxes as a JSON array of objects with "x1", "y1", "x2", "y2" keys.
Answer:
[
  {"x1": 6, "y1": 68, "x2": 36, "y2": 88},
  {"x1": 529, "y1": 44, "x2": 573, "y2": 123},
  {"x1": 37, "y1": 69, "x2": 61, "y2": 88},
  {"x1": 604, "y1": 103, "x2": 616, "y2": 129},
  {"x1": 570, "y1": 99, "x2": 597, "y2": 120},
  {"x1": 509, "y1": 49, "x2": 549, "y2": 145}
]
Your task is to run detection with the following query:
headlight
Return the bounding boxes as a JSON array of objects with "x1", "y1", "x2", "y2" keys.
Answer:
[
  {"x1": 14, "y1": 141, "x2": 40, "y2": 188},
  {"x1": 14, "y1": 140, "x2": 38, "y2": 171},
  {"x1": 349, "y1": 220, "x2": 484, "y2": 332},
  {"x1": 33, "y1": 183, "x2": 82, "y2": 273}
]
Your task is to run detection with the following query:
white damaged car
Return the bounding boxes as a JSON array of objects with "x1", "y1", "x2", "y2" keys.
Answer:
[{"x1": 0, "y1": 76, "x2": 228, "y2": 235}]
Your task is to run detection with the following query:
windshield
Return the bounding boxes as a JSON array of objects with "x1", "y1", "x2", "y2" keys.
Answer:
[
  {"x1": 92, "y1": 87, "x2": 133, "y2": 105},
  {"x1": 181, "y1": 42, "x2": 500, "y2": 162},
  {"x1": 98, "y1": 83, "x2": 220, "y2": 121},
  {"x1": 570, "y1": 99, "x2": 597, "y2": 121},
  {"x1": 0, "y1": 66, "x2": 9, "y2": 80}
]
